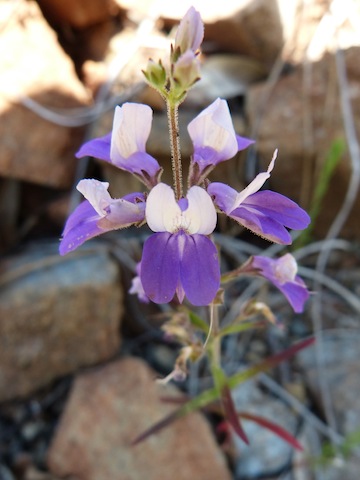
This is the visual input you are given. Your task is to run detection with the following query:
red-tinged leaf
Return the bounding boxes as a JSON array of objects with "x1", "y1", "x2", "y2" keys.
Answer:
[
  {"x1": 228, "y1": 337, "x2": 315, "y2": 389},
  {"x1": 221, "y1": 385, "x2": 249, "y2": 444},
  {"x1": 131, "y1": 409, "x2": 181, "y2": 446},
  {"x1": 238, "y1": 412, "x2": 303, "y2": 451}
]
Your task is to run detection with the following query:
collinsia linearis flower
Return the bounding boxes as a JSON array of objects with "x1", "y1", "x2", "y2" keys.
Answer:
[
  {"x1": 174, "y1": 6, "x2": 204, "y2": 56},
  {"x1": 187, "y1": 98, "x2": 254, "y2": 185},
  {"x1": 59, "y1": 179, "x2": 145, "y2": 255},
  {"x1": 244, "y1": 254, "x2": 310, "y2": 313},
  {"x1": 208, "y1": 150, "x2": 311, "y2": 244},
  {"x1": 140, "y1": 183, "x2": 220, "y2": 306},
  {"x1": 76, "y1": 103, "x2": 162, "y2": 189}
]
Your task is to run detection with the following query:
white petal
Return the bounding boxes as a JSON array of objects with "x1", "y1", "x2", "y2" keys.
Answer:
[
  {"x1": 232, "y1": 149, "x2": 278, "y2": 209},
  {"x1": 146, "y1": 183, "x2": 181, "y2": 233},
  {"x1": 110, "y1": 103, "x2": 153, "y2": 162},
  {"x1": 274, "y1": 253, "x2": 298, "y2": 284},
  {"x1": 188, "y1": 98, "x2": 238, "y2": 158},
  {"x1": 76, "y1": 179, "x2": 112, "y2": 217},
  {"x1": 184, "y1": 186, "x2": 217, "y2": 234}
]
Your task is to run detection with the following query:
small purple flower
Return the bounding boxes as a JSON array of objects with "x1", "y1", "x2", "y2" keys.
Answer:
[
  {"x1": 59, "y1": 179, "x2": 146, "y2": 255},
  {"x1": 129, "y1": 263, "x2": 150, "y2": 304},
  {"x1": 140, "y1": 183, "x2": 220, "y2": 306},
  {"x1": 248, "y1": 254, "x2": 310, "y2": 313},
  {"x1": 187, "y1": 98, "x2": 254, "y2": 185},
  {"x1": 208, "y1": 151, "x2": 310, "y2": 244},
  {"x1": 174, "y1": 6, "x2": 204, "y2": 55},
  {"x1": 76, "y1": 103, "x2": 162, "y2": 189}
]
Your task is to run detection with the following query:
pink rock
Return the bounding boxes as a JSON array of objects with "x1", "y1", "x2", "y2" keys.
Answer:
[{"x1": 48, "y1": 357, "x2": 232, "y2": 480}]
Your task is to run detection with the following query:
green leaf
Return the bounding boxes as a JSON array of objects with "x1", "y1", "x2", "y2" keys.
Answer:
[
  {"x1": 187, "y1": 310, "x2": 209, "y2": 333},
  {"x1": 219, "y1": 320, "x2": 265, "y2": 338}
]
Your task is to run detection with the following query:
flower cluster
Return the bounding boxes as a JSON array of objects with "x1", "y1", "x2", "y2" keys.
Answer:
[{"x1": 59, "y1": 7, "x2": 310, "y2": 312}]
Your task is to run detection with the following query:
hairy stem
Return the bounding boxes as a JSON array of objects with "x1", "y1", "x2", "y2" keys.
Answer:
[{"x1": 167, "y1": 101, "x2": 183, "y2": 200}]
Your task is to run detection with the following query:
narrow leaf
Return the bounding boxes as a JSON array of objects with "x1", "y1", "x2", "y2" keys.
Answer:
[
  {"x1": 188, "y1": 310, "x2": 209, "y2": 333},
  {"x1": 219, "y1": 320, "x2": 265, "y2": 338},
  {"x1": 238, "y1": 412, "x2": 303, "y2": 450},
  {"x1": 222, "y1": 386, "x2": 249, "y2": 444}
]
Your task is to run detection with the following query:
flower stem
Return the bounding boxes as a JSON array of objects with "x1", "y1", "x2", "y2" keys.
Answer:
[{"x1": 167, "y1": 100, "x2": 183, "y2": 200}]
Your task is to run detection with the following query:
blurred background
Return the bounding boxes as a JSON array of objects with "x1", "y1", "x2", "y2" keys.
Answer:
[{"x1": 0, "y1": 1, "x2": 360, "y2": 479}]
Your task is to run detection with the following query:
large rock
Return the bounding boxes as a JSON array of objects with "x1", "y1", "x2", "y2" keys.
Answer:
[
  {"x1": 0, "y1": 243, "x2": 123, "y2": 402},
  {"x1": 36, "y1": 0, "x2": 121, "y2": 29},
  {"x1": 247, "y1": 47, "x2": 360, "y2": 238},
  {"x1": 47, "y1": 357, "x2": 232, "y2": 480},
  {"x1": 0, "y1": 1, "x2": 91, "y2": 188}
]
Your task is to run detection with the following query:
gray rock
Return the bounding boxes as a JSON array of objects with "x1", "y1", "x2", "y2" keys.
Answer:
[{"x1": 0, "y1": 242, "x2": 123, "y2": 401}]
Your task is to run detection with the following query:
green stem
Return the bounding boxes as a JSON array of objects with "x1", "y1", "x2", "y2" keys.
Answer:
[{"x1": 166, "y1": 100, "x2": 183, "y2": 200}]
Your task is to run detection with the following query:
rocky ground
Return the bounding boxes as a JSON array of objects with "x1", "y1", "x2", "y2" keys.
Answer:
[{"x1": 1, "y1": 1, "x2": 360, "y2": 479}]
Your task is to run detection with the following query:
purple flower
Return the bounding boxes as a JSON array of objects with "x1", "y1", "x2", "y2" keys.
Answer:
[
  {"x1": 129, "y1": 263, "x2": 150, "y2": 304},
  {"x1": 187, "y1": 98, "x2": 254, "y2": 185},
  {"x1": 207, "y1": 151, "x2": 310, "y2": 244},
  {"x1": 174, "y1": 6, "x2": 204, "y2": 55},
  {"x1": 59, "y1": 179, "x2": 146, "y2": 255},
  {"x1": 76, "y1": 103, "x2": 162, "y2": 189},
  {"x1": 140, "y1": 183, "x2": 220, "y2": 306},
  {"x1": 248, "y1": 254, "x2": 310, "y2": 313}
]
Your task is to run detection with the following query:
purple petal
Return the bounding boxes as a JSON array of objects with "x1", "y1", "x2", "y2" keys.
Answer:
[
  {"x1": 75, "y1": 133, "x2": 111, "y2": 162},
  {"x1": 140, "y1": 233, "x2": 180, "y2": 304},
  {"x1": 207, "y1": 182, "x2": 237, "y2": 213},
  {"x1": 236, "y1": 135, "x2": 255, "y2": 151},
  {"x1": 251, "y1": 255, "x2": 309, "y2": 313},
  {"x1": 120, "y1": 151, "x2": 161, "y2": 181},
  {"x1": 278, "y1": 280, "x2": 310, "y2": 313},
  {"x1": 180, "y1": 234, "x2": 220, "y2": 306},
  {"x1": 59, "y1": 201, "x2": 103, "y2": 255},
  {"x1": 229, "y1": 205, "x2": 293, "y2": 244},
  {"x1": 242, "y1": 191, "x2": 310, "y2": 230}
]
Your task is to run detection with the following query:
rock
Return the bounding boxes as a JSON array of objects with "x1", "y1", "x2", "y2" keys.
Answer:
[
  {"x1": 0, "y1": 243, "x2": 123, "y2": 402},
  {"x1": 247, "y1": 47, "x2": 360, "y2": 238},
  {"x1": 0, "y1": 1, "x2": 91, "y2": 189},
  {"x1": 297, "y1": 330, "x2": 360, "y2": 436},
  {"x1": 37, "y1": 0, "x2": 121, "y2": 29},
  {"x1": 47, "y1": 357, "x2": 232, "y2": 480},
  {"x1": 232, "y1": 379, "x2": 298, "y2": 479}
]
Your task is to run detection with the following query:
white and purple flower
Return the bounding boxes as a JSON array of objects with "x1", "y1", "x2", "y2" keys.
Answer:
[
  {"x1": 245, "y1": 254, "x2": 310, "y2": 313},
  {"x1": 188, "y1": 98, "x2": 254, "y2": 185},
  {"x1": 140, "y1": 183, "x2": 220, "y2": 306},
  {"x1": 59, "y1": 179, "x2": 146, "y2": 255},
  {"x1": 208, "y1": 151, "x2": 310, "y2": 244},
  {"x1": 76, "y1": 103, "x2": 162, "y2": 189}
]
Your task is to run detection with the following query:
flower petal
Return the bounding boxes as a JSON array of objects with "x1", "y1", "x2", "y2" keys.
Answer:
[
  {"x1": 241, "y1": 191, "x2": 311, "y2": 231},
  {"x1": 188, "y1": 98, "x2": 238, "y2": 165},
  {"x1": 146, "y1": 183, "x2": 181, "y2": 232},
  {"x1": 180, "y1": 234, "x2": 220, "y2": 306},
  {"x1": 184, "y1": 186, "x2": 217, "y2": 234},
  {"x1": 229, "y1": 205, "x2": 293, "y2": 244},
  {"x1": 75, "y1": 133, "x2": 112, "y2": 162},
  {"x1": 207, "y1": 182, "x2": 238, "y2": 214},
  {"x1": 76, "y1": 179, "x2": 112, "y2": 217},
  {"x1": 175, "y1": 6, "x2": 204, "y2": 53},
  {"x1": 252, "y1": 255, "x2": 310, "y2": 313},
  {"x1": 59, "y1": 201, "x2": 103, "y2": 255},
  {"x1": 233, "y1": 150, "x2": 277, "y2": 208},
  {"x1": 111, "y1": 103, "x2": 152, "y2": 162},
  {"x1": 140, "y1": 232, "x2": 180, "y2": 303}
]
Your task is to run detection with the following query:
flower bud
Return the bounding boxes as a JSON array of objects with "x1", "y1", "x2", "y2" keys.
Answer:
[
  {"x1": 142, "y1": 59, "x2": 167, "y2": 91},
  {"x1": 174, "y1": 6, "x2": 204, "y2": 55},
  {"x1": 173, "y1": 51, "x2": 201, "y2": 92}
]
